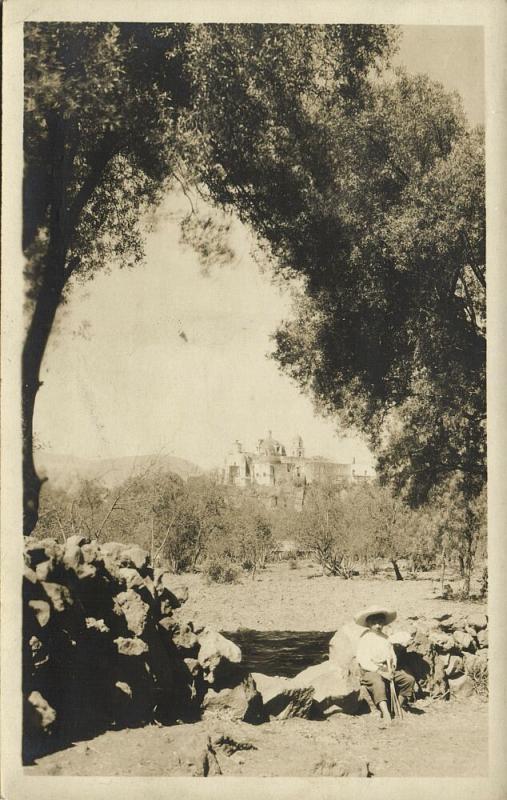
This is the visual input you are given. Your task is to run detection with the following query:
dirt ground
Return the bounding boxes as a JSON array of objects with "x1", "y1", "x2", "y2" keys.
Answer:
[{"x1": 26, "y1": 560, "x2": 488, "y2": 778}]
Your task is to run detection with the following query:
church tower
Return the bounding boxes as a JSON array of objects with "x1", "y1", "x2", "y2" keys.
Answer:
[{"x1": 291, "y1": 434, "x2": 305, "y2": 459}]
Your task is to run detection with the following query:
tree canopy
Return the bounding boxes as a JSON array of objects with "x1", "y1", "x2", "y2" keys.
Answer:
[
  {"x1": 188, "y1": 45, "x2": 485, "y2": 506},
  {"x1": 23, "y1": 21, "x2": 398, "y2": 534}
]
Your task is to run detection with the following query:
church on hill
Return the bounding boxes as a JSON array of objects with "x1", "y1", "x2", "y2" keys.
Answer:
[{"x1": 222, "y1": 431, "x2": 372, "y2": 489}]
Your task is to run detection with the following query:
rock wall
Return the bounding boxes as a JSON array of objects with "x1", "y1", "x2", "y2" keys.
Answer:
[{"x1": 23, "y1": 535, "x2": 261, "y2": 761}]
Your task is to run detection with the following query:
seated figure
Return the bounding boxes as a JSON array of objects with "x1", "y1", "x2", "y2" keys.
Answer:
[{"x1": 355, "y1": 605, "x2": 416, "y2": 723}]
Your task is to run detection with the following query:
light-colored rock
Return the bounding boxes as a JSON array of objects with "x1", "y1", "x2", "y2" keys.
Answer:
[
  {"x1": 118, "y1": 567, "x2": 145, "y2": 592},
  {"x1": 26, "y1": 691, "x2": 57, "y2": 730},
  {"x1": 62, "y1": 541, "x2": 83, "y2": 571},
  {"x1": 114, "y1": 589, "x2": 149, "y2": 636},
  {"x1": 170, "y1": 622, "x2": 199, "y2": 653},
  {"x1": 197, "y1": 629, "x2": 242, "y2": 682},
  {"x1": 75, "y1": 563, "x2": 97, "y2": 581},
  {"x1": 448, "y1": 674, "x2": 475, "y2": 699},
  {"x1": 328, "y1": 622, "x2": 364, "y2": 667},
  {"x1": 466, "y1": 612, "x2": 488, "y2": 631},
  {"x1": 429, "y1": 631, "x2": 455, "y2": 652},
  {"x1": 85, "y1": 617, "x2": 110, "y2": 633},
  {"x1": 28, "y1": 599, "x2": 51, "y2": 628},
  {"x1": 120, "y1": 545, "x2": 150, "y2": 573},
  {"x1": 66, "y1": 534, "x2": 90, "y2": 548},
  {"x1": 453, "y1": 630, "x2": 475, "y2": 651},
  {"x1": 444, "y1": 654, "x2": 464, "y2": 677},
  {"x1": 477, "y1": 629, "x2": 488, "y2": 647},
  {"x1": 115, "y1": 681, "x2": 132, "y2": 698},
  {"x1": 201, "y1": 674, "x2": 263, "y2": 723},
  {"x1": 41, "y1": 582, "x2": 73, "y2": 612},
  {"x1": 35, "y1": 559, "x2": 56, "y2": 582},
  {"x1": 114, "y1": 636, "x2": 149, "y2": 656},
  {"x1": 81, "y1": 541, "x2": 99, "y2": 563},
  {"x1": 252, "y1": 672, "x2": 314, "y2": 719},
  {"x1": 23, "y1": 566, "x2": 38, "y2": 584},
  {"x1": 290, "y1": 659, "x2": 360, "y2": 713}
]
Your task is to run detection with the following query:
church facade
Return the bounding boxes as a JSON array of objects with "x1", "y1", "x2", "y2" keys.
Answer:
[{"x1": 222, "y1": 432, "x2": 372, "y2": 489}]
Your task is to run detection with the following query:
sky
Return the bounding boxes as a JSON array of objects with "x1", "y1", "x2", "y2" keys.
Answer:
[{"x1": 34, "y1": 25, "x2": 484, "y2": 471}]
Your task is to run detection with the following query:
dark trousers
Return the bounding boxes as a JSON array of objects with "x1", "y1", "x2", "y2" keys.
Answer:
[{"x1": 360, "y1": 668, "x2": 415, "y2": 706}]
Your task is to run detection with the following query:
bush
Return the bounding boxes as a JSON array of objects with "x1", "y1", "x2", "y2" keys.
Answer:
[
  {"x1": 203, "y1": 557, "x2": 240, "y2": 584},
  {"x1": 465, "y1": 657, "x2": 488, "y2": 699}
]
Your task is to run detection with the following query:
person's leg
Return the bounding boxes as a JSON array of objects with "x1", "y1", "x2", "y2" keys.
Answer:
[
  {"x1": 394, "y1": 669, "x2": 416, "y2": 706},
  {"x1": 361, "y1": 671, "x2": 391, "y2": 720}
]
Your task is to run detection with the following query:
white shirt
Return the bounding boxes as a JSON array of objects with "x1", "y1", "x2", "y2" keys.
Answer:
[{"x1": 356, "y1": 630, "x2": 397, "y2": 673}]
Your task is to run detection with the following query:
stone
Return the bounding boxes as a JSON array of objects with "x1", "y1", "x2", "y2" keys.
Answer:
[
  {"x1": 99, "y1": 541, "x2": 124, "y2": 560},
  {"x1": 114, "y1": 636, "x2": 149, "y2": 657},
  {"x1": 170, "y1": 622, "x2": 199, "y2": 655},
  {"x1": 466, "y1": 612, "x2": 488, "y2": 631},
  {"x1": 28, "y1": 599, "x2": 51, "y2": 628},
  {"x1": 35, "y1": 558, "x2": 57, "y2": 582},
  {"x1": 117, "y1": 567, "x2": 146, "y2": 592},
  {"x1": 252, "y1": 672, "x2": 314, "y2": 719},
  {"x1": 62, "y1": 541, "x2": 83, "y2": 572},
  {"x1": 154, "y1": 571, "x2": 188, "y2": 608},
  {"x1": 290, "y1": 659, "x2": 360, "y2": 714},
  {"x1": 312, "y1": 757, "x2": 370, "y2": 777},
  {"x1": 114, "y1": 590, "x2": 149, "y2": 636},
  {"x1": 453, "y1": 630, "x2": 475, "y2": 651},
  {"x1": 477, "y1": 629, "x2": 488, "y2": 647},
  {"x1": 66, "y1": 533, "x2": 90, "y2": 548},
  {"x1": 429, "y1": 631, "x2": 455, "y2": 652},
  {"x1": 197, "y1": 629, "x2": 242, "y2": 682},
  {"x1": 432, "y1": 612, "x2": 453, "y2": 622},
  {"x1": 41, "y1": 582, "x2": 73, "y2": 612},
  {"x1": 26, "y1": 691, "x2": 57, "y2": 731},
  {"x1": 85, "y1": 617, "x2": 110, "y2": 633},
  {"x1": 184, "y1": 658, "x2": 202, "y2": 678},
  {"x1": 23, "y1": 566, "x2": 38, "y2": 584},
  {"x1": 445, "y1": 655, "x2": 465, "y2": 677},
  {"x1": 115, "y1": 681, "x2": 132, "y2": 698},
  {"x1": 448, "y1": 674, "x2": 475, "y2": 699},
  {"x1": 120, "y1": 545, "x2": 150, "y2": 574},
  {"x1": 81, "y1": 540, "x2": 99, "y2": 563},
  {"x1": 201, "y1": 674, "x2": 263, "y2": 723},
  {"x1": 328, "y1": 622, "x2": 364, "y2": 667},
  {"x1": 75, "y1": 563, "x2": 97, "y2": 581}
]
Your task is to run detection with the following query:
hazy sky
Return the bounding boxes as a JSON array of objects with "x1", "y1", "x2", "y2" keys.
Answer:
[{"x1": 34, "y1": 25, "x2": 484, "y2": 470}]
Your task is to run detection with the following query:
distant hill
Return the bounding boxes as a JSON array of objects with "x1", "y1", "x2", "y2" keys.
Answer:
[{"x1": 34, "y1": 451, "x2": 203, "y2": 491}]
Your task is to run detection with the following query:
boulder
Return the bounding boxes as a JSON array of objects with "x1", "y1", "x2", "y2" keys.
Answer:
[
  {"x1": 85, "y1": 617, "x2": 110, "y2": 633},
  {"x1": 35, "y1": 558, "x2": 57, "y2": 582},
  {"x1": 62, "y1": 541, "x2": 83, "y2": 572},
  {"x1": 169, "y1": 622, "x2": 199, "y2": 655},
  {"x1": 290, "y1": 659, "x2": 360, "y2": 714},
  {"x1": 25, "y1": 691, "x2": 57, "y2": 731},
  {"x1": 444, "y1": 654, "x2": 465, "y2": 678},
  {"x1": 448, "y1": 674, "x2": 475, "y2": 699},
  {"x1": 429, "y1": 631, "x2": 455, "y2": 652},
  {"x1": 154, "y1": 571, "x2": 188, "y2": 608},
  {"x1": 114, "y1": 636, "x2": 149, "y2": 657},
  {"x1": 453, "y1": 630, "x2": 475, "y2": 651},
  {"x1": 41, "y1": 582, "x2": 73, "y2": 612},
  {"x1": 252, "y1": 672, "x2": 314, "y2": 719},
  {"x1": 113, "y1": 589, "x2": 149, "y2": 637},
  {"x1": 328, "y1": 622, "x2": 364, "y2": 668},
  {"x1": 81, "y1": 540, "x2": 99, "y2": 564},
  {"x1": 197, "y1": 629, "x2": 242, "y2": 683},
  {"x1": 66, "y1": 534, "x2": 90, "y2": 548},
  {"x1": 201, "y1": 674, "x2": 263, "y2": 723},
  {"x1": 119, "y1": 545, "x2": 150, "y2": 574},
  {"x1": 466, "y1": 612, "x2": 488, "y2": 631},
  {"x1": 477, "y1": 629, "x2": 488, "y2": 648},
  {"x1": 117, "y1": 567, "x2": 146, "y2": 593}
]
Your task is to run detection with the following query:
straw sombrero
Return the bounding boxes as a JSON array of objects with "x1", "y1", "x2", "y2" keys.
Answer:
[{"x1": 354, "y1": 605, "x2": 397, "y2": 628}]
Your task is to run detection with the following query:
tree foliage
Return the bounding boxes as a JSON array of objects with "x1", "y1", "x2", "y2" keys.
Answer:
[{"x1": 23, "y1": 21, "x2": 399, "y2": 534}]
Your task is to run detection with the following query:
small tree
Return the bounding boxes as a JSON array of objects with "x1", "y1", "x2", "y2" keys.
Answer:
[{"x1": 296, "y1": 480, "x2": 354, "y2": 577}]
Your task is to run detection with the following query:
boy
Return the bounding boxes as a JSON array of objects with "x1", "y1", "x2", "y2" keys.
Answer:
[{"x1": 355, "y1": 605, "x2": 415, "y2": 723}]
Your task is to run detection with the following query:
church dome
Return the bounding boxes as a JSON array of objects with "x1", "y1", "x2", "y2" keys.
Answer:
[{"x1": 257, "y1": 431, "x2": 286, "y2": 457}]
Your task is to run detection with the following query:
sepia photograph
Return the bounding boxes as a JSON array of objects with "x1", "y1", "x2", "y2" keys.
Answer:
[{"x1": 2, "y1": 1, "x2": 505, "y2": 796}]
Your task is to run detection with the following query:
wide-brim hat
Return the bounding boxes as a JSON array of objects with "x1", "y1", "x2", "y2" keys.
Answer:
[{"x1": 354, "y1": 605, "x2": 397, "y2": 628}]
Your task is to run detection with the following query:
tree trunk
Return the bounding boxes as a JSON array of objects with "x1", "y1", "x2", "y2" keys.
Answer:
[
  {"x1": 22, "y1": 258, "x2": 66, "y2": 535},
  {"x1": 391, "y1": 559, "x2": 403, "y2": 581}
]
